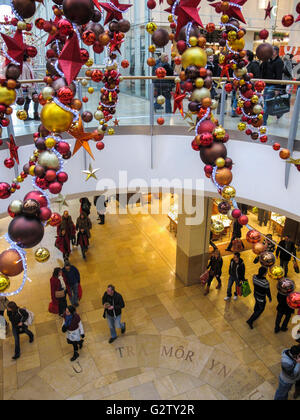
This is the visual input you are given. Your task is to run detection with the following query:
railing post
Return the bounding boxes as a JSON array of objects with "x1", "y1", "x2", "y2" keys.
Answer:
[
  {"x1": 219, "y1": 83, "x2": 226, "y2": 127},
  {"x1": 285, "y1": 87, "x2": 300, "y2": 189}
]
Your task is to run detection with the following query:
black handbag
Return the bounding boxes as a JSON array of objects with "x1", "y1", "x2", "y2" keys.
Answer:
[{"x1": 266, "y1": 92, "x2": 290, "y2": 116}]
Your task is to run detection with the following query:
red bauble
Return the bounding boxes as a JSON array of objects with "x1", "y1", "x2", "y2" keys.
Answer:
[
  {"x1": 287, "y1": 292, "x2": 300, "y2": 309},
  {"x1": 156, "y1": 67, "x2": 167, "y2": 79},
  {"x1": 157, "y1": 117, "x2": 165, "y2": 125},
  {"x1": 96, "y1": 141, "x2": 105, "y2": 150},
  {"x1": 0, "y1": 182, "x2": 11, "y2": 199},
  {"x1": 39, "y1": 207, "x2": 52, "y2": 222},
  {"x1": 191, "y1": 139, "x2": 200, "y2": 151},
  {"x1": 177, "y1": 40, "x2": 187, "y2": 54},
  {"x1": 238, "y1": 215, "x2": 249, "y2": 226},
  {"x1": 147, "y1": 0, "x2": 156, "y2": 9},
  {"x1": 273, "y1": 143, "x2": 281, "y2": 151},
  {"x1": 232, "y1": 208, "x2": 241, "y2": 219},
  {"x1": 206, "y1": 23, "x2": 215, "y2": 33},
  {"x1": 4, "y1": 158, "x2": 15, "y2": 169},
  {"x1": 246, "y1": 229, "x2": 261, "y2": 244},
  {"x1": 199, "y1": 133, "x2": 213, "y2": 146},
  {"x1": 282, "y1": 14, "x2": 294, "y2": 27},
  {"x1": 259, "y1": 29, "x2": 269, "y2": 40},
  {"x1": 57, "y1": 87, "x2": 74, "y2": 104},
  {"x1": 35, "y1": 177, "x2": 49, "y2": 190},
  {"x1": 80, "y1": 48, "x2": 90, "y2": 63},
  {"x1": 91, "y1": 70, "x2": 103, "y2": 83},
  {"x1": 204, "y1": 165, "x2": 213, "y2": 175},
  {"x1": 56, "y1": 171, "x2": 68, "y2": 183},
  {"x1": 49, "y1": 181, "x2": 62, "y2": 194},
  {"x1": 49, "y1": 212, "x2": 62, "y2": 227},
  {"x1": 58, "y1": 19, "x2": 73, "y2": 36},
  {"x1": 260, "y1": 135, "x2": 268, "y2": 143},
  {"x1": 26, "y1": 46, "x2": 37, "y2": 58},
  {"x1": 82, "y1": 30, "x2": 96, "y2": 46},
  {"x1": 225, "y1": 83, "x2": 233, "y2": 93},
  {"x1": 121, "y1": 60, "x2": 130, "y2": 69},
  {"x1": 24, "y1": 191, "x2": 48, "y2": 208},
  {"x1": 56, "y1": 141, "x2": 70, "y2": 155},
  {"x1": 197, "y1": 120, "x2": 215, "y2": 134},
  {"x1": 45, "y1": 169, "x2": 57, "y2": 182}
]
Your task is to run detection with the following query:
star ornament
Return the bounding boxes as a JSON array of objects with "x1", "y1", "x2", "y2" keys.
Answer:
[
  {"x1": 58, "y1": 34, "x2": 83, "y2": 85},
  {"x1": 82, "y1": 164, "x2": 101, "y2": 181},
  {"x1": 53, "y1": 193, "x2": 69, "y2": 211},
  {"x1": 99, "y1": 0, "x2": 132, "y2": 25},
  {"x1": 1, "y1": 30, "x2": 26, "y2": 72},
  {"x1": 165, "y1": 0, "x2": 203, "y2": 38},
  {"x1": 68, "y1": 117, "x2": 99, "y2": 160},
  {"x1": 110, "y1": 32, "x2": 124, "y2": 54},
  {"x1": 172, "y1": 83, "x2": 186, "y2": 116},
  {"x1": 264, "y1": 1, "x2": 273, "y2": 20},
  {"x1": 7, "y1": 135, "x2": 19, "y2": 164},
  {"x1": 210, "y1": 0, "x2": 247, "y2": 24}
]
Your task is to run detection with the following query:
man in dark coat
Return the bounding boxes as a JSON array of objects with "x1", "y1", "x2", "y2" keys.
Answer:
[
  {"x1": 153, "y1": 53, "x2": 174, "y2": 113},
  {"x1": 102, "y1": 285, "x2": 126, "y2": 343},
  {"x1": 63, "y1": 263, "x2": 81, "y2": 307},
  {"x1": 225, "y1": 252, "x2": 245, "y2": 301},
  {"x1": 226, "y1": 220, "x2": 245, "y2": 252},
  {"x1": 276, "y1": 235, "x2": 296, "y2": 277},
  {"x1": 246, "y1": 50, "x2": 260, "y2": 78},
  {"x1": 275, "y1": 289, "x2": 295, "y2": 334},
  {"x1": 247, "y1": 266, "x2": 272, "y2": 329},
  {"x1": 7, "y1": 301, "x2": 34, "y2": 360}
]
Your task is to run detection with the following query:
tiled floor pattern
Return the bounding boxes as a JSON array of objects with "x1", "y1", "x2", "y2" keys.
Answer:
[{"x1": 0, "y1": 199, "x2": 299, "y2": 400}]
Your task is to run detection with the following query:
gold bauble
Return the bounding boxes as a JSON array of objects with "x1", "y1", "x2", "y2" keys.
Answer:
[
  {"x1": 149, "y1": 45, "x2": 156, "y2": 53},
  {"x1": 210, "y1": 99, "x2": 218, "y2": 110},
  {"x1": 29, "y1": 165, "x2": 36, "y2": 176},
  {"x1": 9, "y1": 200, "x2": 23, "y2": 214},
  {"x1": 269, "y1": 265, "x2": 285, "y2": 280},
  {"x1": 251, "y1": 95, "x2": 259, "y2": 104},
  {"x1": 228, "y1": 30, "x2": 237, "y2": 41},
  {"x1": 168, "y1": 14, "x2": 174, "y2": 23},
  {"x1": 189, "y1": 36, "x2": 198, "y2": 47},
  {"x1": 222, "y1": 186, "x2": 236, "y2": 199},
  {"x1": 16, "y1": 110, "x2": 27, "y2": 121},
  {"x1": 88, "y1": 87, "x2": 94, "y2": 94},
  {"x1": 94, "y1": 110, "x2": 104, "y2": 121},
  {"x1": 211, "y1": 220, "x2": 225, "y2": 235},
  {"x1": 157, "y1": 95, "x2": 165, "y2": 105},
  {"x1": 0, "y1": 273, "x2": 10, "y2": 292},
  {"x1": 45, "y1": 137, "x2": 56, "y2": 149},
  {"x1": 191, "y1": 88, "x2": 211, "y2": 102},
  {"x1": 221, "y1": 14, "x2": 229, "y2": 23},
  {"x1": 16, "y1": 175, "x2": 23, "y2": 183},
  {"x1": 238, "y1": 122, "x2": 246, "y2": 131},
  {"x1": 181, "y1": 47, "x2": 207, "y2": 69},
  {"x1": 108, "y1": 128, "x2": 115, "y2": 135},
  {"x1": 229, "y1": 38, "x2": 245, "y2": 51},
  {"x1": 34, "y1": 247, "x2": 50, "y2": 263},
  {"x1": 206, "y1": 48, "x2": 214, "y2": 57},
  {"x1": 41, "y1": 102, "x2": 73, "y2": 133},
  {"x1": 0, "y1": 86, "x2": 16, "y2": 106},
  {"x1": 260, "y1": 127, "x2": 267, "y2": 134},
  {"x1": 146, "y1": 22, "x2": 157, "y2": 34},
  {"x1": 215, "y1": 157, "x2": 225, "y2": 168},
  {"x1": 86, "y1": 58, "x2": 94, "y2": 67},
  {"x1": 237, "y1": 100, "x2": 244, "y2": 108},
  {"x1": 213, "y1": 125, "x2": 226, "y2": 139},
  {"x1": 219, "y1": 54, "x2": 225, "y2": 65},
  {"x1": 195, "y1": 78, "x2": 204, "y2": 88},
  {"x1": 17, "y1": 21, "x2": 27, "y2": 30},
  {"x1": 81, "y1": 79, "x2": 88, "y2": 87}
]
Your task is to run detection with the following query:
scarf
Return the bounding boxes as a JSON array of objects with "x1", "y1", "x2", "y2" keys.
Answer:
[{"x1": 58, "y1": 275, "x2": 66, "y2": 291}]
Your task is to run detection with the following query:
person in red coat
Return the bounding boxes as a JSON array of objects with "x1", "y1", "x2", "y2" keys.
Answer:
[
  {"x1": 55, "y1": 211, "x2": 76, "y2": 261},
  {"x1": 49, "y1": 267, "x2": 71, "y2": 316}
]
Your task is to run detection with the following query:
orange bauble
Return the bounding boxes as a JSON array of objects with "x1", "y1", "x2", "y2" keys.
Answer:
[
  {"x1": 147, "y1": 57, "x2": 156, "y2": 67},
  {"x1": 202, "y1": 97, "x2": 212, "y2": 108},
  {"x1": 6, "y1": 79, "x2": 17, "y2": 89},
  {"x1": 252, "y1": 242, "x2": 266, "y2": 255},
  {"x1": 157, "y1": 117, "x2": 165, "y2": 125},
  {"x1": 198, "y1": 36, "x2": 206, "y2": 47},
  {"x1": 0, "y1": 249, "x2": 23, "y2": 277},
  {"x1": 215, "y1": 168, "x2": 233, "y2": 186},
  {"x1": 99, "y1": 33, "x2": 110, "y2": 46},
  {"x1": 71, "y1": 99, "x2": 83, "y2": 110},
  {"x1": 279, "y1": 149, "x2": 290, "y2": 160},
  {"x1": 246, "y1": 230, "x2": 261, "y2": 244}
]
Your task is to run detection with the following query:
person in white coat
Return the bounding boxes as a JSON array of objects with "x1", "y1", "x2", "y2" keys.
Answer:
[{"x1": 62, "y1": 306, "x2": 85, "y2": 362}]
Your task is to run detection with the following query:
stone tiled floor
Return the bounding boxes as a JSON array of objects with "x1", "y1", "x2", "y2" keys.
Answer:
[{"x1": 0, "y1": 198, "x2": 299, "y2": 400}]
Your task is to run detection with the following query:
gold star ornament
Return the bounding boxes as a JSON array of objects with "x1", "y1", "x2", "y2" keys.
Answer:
[
  {"x1": 82, "y1": 164, "x2": 100, "y2": 181},
  {"x1": 53, "y1": 193, "x2": 69, "y2": 211}
]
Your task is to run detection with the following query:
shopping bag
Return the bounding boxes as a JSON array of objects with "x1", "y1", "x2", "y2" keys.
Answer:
[
  {"x1": 294, "y1": 261, "x2": 300, "y2": 274},
  {"x1": 242, "y1": 280, "x2": 252, "y2": 298},
  {"x1": 232, "y1": 239, "x2": 244, "y2": 252},
  {"x1": 266, "y1": 93, "x2": 290, "y2": 116},
  {"x1": 200, "y1": 270, "x2": 209, "y2": 286},
  {"x1": 236, "y1": 284, "x2": 243, "y2": 297},
  {"x1": 0, "y1": 316, "x2": 6, "y2": 339}
]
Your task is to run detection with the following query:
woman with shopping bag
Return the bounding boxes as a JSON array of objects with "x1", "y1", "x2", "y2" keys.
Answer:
[{"x1": 204, "y1": 249, "x2": 223, "y2": 296}]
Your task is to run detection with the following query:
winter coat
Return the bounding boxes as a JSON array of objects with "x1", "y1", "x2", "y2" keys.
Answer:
[
  {"x1": 49, "y1": 274, "x2": 70, "y2": 315},
  {"x1": 229, "y1": 258, "x2": 245, "y2": 281},
  {"x1": 252, "y1": 275, "x2": 271, "y2": 302},
  {"x1": 62, "y1": 266, "x2": 80, "y2": 287},
  {"x1": 277, "y1": 292, "x2": 295, "y2": 315},
  {"x1": 62, "y1": 313, "x2": 84, "y2": 343},
  {"x1": 276, "y1": 240, "x2": 296, "y2": 262},
  {"x1": 80, "y1": 198, "x2": 91, "y2": 216},
  {"x1": 247, "y1": 60, "x2": 260, "y2": 79},
  {"x1": 232, "y1": 220, "x2": 243, "y2": 238},
  {"x1": 76, "y1": 231, "x2": 89, "y2": 249},
  {"x1": 207, "y1": 256, "x2": 223, "y2": 276},
  {"x1": 55, "y1": 230, "x2": 71, "y2": 255},
  {"x1": 102, "y1": 291, "x2": 125, "y2": 318},
  {"x1": 76, "y1": 216, "x2": 92, "y2": 238},
  {"x1": 260, "y1": 55, "x2": 284, "y2": 83},
  {"x1": 8, "y1": 308, "x2": 28, "y2": 328},
  {"x1": 280, "y1": 350, "x2": 300, "y2": 384},
  {"x1": 60, "y1": 216, "x2": 76, "y2": 239}
]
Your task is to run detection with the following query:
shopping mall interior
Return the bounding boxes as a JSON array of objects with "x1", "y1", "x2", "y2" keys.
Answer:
[{"x1": 0, "y1": 0, "x2": 300, "y2": 403}]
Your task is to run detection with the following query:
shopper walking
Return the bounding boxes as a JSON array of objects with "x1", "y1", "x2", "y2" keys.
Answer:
[
  {"x1": 94, "y1": 195, "x2": 108, "y2": 225},
  {"x1": 76, "y1": 213, "x2": 90, "y2": 260},
  {"x1": 62, "y1": 306, "x2": 85, "y2": 362},
  {"x1": 7, "y1": 301, "x2": 34, "y2": 360},
  {"x1": 80, "y1": 197, "x2": 92, "y2": 217},
  {"x1": 246, "y1": 50, "x2": 260, "y2": 79},
  {"x1": 102, "y1": 285, "x2": 126, "y2": 343},
  {"x1": 276, "y1": 235, "x2": 297, "y2": 277},
  {"x1": 76, "y1": 212, "x2": 92, "y2": 238},
  {"x1": 274, "y1": 346, "x2": 300, "y2": 400},
  {"x1": 49, "y1": 267, "x2": 70, "y2": 316},
  {"x1": 226, "y1": 219, "x2": 244, "y2": 252},
  {"x1": 55, "y1": 211, "x2": 76, "y2": 262},
  {"x1": 224, "y1": 252, "x2": 245, "y2": 301},
  {"x1": 204, "y1": 249, "x2": 223, "y2": 296},
  {"x1": 63, "y1": 263, "x2": 80, "y2": 307},
  {"x1": 275, "y1": 289, "x2": 295, "y2": 333},
  {"x1": 20, "y1": 54, "x2": 39, "y2": 121},
  {"x1": 246, "y1": 266, "x2": 272, "y2": 329}
]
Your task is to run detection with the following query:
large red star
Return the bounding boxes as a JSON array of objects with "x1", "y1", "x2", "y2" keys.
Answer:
[
  {"x1": 165, "y1": 0, "x2": 203, "y2": 39},
  {"x1": 93, "y1": 0, "x2": 102, "y2": 11},
  {"x1": 264, "y1": 1, "x2": 273, "y2": 20},
  {"x1": 69, "y1": 117, "x2": 99, "y2": 160},
  {"x1": 172, "y1": 83, "x2": 186, "y2": 116},
  {"x1": 58, "y1": 34, "x2": 83, "y2": 85},
  {"x1": 99, "y1": 0, "x2": 132, "y2": 25},
  {"x1": 1, "y1": 30, "x2": 26, "y2": 72},
  {"x1": 6, "y1": 135, "x2": 19, "y2": 164},
  {"x1": 45, "y1": 16, "x2": 61, "y2": 46},
  {"x1": 109, "y1": 32, "x2": 124, "y2": 53},
  {"x1": 210, "y1": 0, "x2": 247, "y2": 24}
]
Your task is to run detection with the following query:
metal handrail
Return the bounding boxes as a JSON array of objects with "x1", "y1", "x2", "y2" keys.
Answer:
[{"x1": 16, "y1": 76, "x2": 300, "y2": 86}]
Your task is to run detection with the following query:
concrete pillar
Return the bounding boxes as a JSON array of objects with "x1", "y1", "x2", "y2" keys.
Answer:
[{"x1": 176, "y1": 196, "x2": 213, "y2": 286}]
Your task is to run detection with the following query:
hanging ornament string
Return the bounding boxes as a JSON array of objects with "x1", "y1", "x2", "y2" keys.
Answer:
[
  {"x1": 171, "y1": 0, "x2": 180, "y2": 23},
  {"x1": 195, "y1": 107, "x2": 211, "y2": 136},
  {"x1": 186, "y1": 22, "x2": 193, "y2": 48},
  {"x1": 0, "y1": 234, "x2": 28, "y2": 297},
  {"x1": 53, "y1": 97, "x2": 79, "y2": 123}
]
